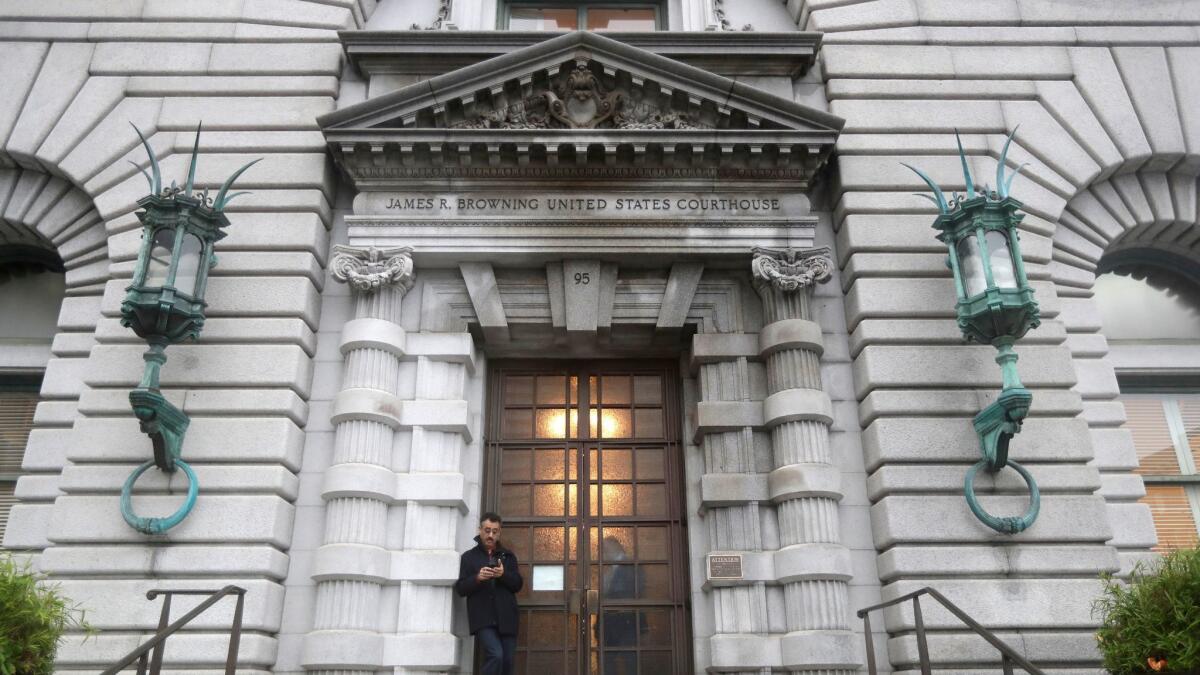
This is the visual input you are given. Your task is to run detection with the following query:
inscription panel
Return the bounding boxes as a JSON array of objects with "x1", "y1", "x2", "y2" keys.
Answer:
[
  {"x1": 708, "y1": 554, "x2": 743, "y2": 580},
  {"x1": 356, "y1": 191, "x2": 806, "y2": 221}
]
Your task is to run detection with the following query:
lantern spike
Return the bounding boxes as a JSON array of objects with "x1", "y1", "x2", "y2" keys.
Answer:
[
  {"x1": 130, "y1": 123, "x2": 161, "y2": 195},
  {"x1": 217, "y1": 191, "x2": 251, "y2": 207},
  {"x1": 955, "y1": 129, "x2": 975, "y2": 200},
  {"x1": 184, "y1": 122, "x2": 202, "y2": 197},
  {"x1": 901, "y1": 162, "x2": 949, "y2": 215},
  {"x1": 213, "y1": 158, "x2": 261, "y2": 211},
  {"x1": 1005, "y1": 163, "x2": 1028, "y2": 198},
  {"x1": 128, "y1": 160, "x2": 155, "y2": 193},
  {"x1": 996, "y1": 125, "x2": 1021, "y2": 199}
]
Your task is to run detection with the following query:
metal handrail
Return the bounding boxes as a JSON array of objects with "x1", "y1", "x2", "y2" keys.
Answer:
[
  {"x1": 101, "y1": 586, "x2": 246, "y2": 675},
  {"x1": 856, "y1": 586, "x2": 1045, "y2": 675}
]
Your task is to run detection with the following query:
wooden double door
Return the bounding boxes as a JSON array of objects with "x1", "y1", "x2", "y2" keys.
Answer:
[{"x1": 484, "y1": 361, "x2": 691, "y2": 675}]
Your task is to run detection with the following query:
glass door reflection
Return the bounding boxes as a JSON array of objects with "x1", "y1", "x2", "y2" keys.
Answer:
[{"x1": 487, "y1": 364, "x2": 688, "y2": 675}]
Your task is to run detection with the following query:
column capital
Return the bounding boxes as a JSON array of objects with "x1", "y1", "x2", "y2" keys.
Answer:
[
  {"x1": 331, "y1": 245, "x2": 415, "y2": 294},
  {"x1": 751, "y1": 246, "x2": 834, "y2": 293}
]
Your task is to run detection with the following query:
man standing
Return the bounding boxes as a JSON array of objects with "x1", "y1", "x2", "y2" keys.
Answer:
[{"x1": 455, "y1": 512, "x2": 523, "y2": 675}]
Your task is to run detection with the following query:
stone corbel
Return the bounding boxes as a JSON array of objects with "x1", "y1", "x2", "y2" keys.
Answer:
[{"x1": 330, "y1": 245, "x2": 415, "y2": 294}]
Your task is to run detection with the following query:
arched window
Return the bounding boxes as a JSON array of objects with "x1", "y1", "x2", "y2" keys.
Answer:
[
  {"x1": 1095, "y1": 256, "x2": 1200, "y2": 552},
  {"x1": 0, "y1": 254, "x2": 65, "y2": 544}
]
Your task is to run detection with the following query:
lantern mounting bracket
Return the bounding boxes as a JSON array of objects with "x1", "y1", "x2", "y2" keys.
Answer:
[{"x1": 905, "y1": 129, "x2": 1042, "y2": 535}]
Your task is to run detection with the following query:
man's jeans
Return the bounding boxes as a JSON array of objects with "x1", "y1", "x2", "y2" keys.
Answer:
[{"x1": 476, "y1": 626, "x2": 516, "y2": 675}]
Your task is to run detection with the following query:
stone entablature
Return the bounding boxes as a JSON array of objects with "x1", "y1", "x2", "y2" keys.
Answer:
[{"x1": 320, "y1": 31, "x2": 842, "y2": 186}]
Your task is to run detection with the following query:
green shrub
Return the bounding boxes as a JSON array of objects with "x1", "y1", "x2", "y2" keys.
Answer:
[
  {"x1": 1093, "y1": 545, "x2": 1200, "y2": 674},
  {"x1": 0, "y1": 553, "x2": 93, "y2": 675}
]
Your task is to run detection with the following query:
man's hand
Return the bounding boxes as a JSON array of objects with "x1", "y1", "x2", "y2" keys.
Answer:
[
  {"x1": 476, "y1": 565, "x2": 499, "y2": 582},
  {"x1": 494, "y1": 560, "x2": 505, "y2": 577}
]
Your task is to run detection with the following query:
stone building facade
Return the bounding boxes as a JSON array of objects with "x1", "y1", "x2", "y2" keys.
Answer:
[{"x1": 1, "y1": 0, "x2": 1198, "y2": 673}]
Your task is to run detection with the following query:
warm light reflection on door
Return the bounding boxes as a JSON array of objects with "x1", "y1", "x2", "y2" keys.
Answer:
[{"x1": 537, "y1": 408, "x2": 631, "y2": 439}]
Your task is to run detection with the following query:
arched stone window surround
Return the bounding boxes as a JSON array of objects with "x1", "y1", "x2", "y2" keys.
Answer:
[{"x1": 1046, "y1": 164, "x2": 1200, "y2": 572}]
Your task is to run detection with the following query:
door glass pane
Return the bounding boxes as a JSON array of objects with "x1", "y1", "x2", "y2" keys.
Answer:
[
  {"x1": 587, "y1": 8, "x2": 656, "y2": 31},
  {"x1": 599, "y1": 409, "x2": 631, "y2": 438},
  {"x1": 534, "y1": 526, "x2": 567, "y2": 560},
  {"x1": 601, "y1": 448, "x2": 633, "y2": 480},
  {"x1": 505, "y1": 526, "x2": 532, "y2": 560},
  {"x1": 599, "y1": 527, "x2": 633, "y2": 560},
  {"x1": 538, "y1": 375, "x2": 567, "y2": 404},
  {"x1": 602, "y1": 564, "x2": 638, "y2": 599},
  {"x1": 636, "y1": 484, "x2": 666, "y2": 517},
  {"x1": 601, "y1": 611, "x2": 637, "y2": 647},
  {"x1": 641, "y1": 609, "x2": 671, "y2": 646},
  {"x1": 534, "y1": 484, "x2": 566, "y2": 516},
  {"x1": 504, "y1": 409, "x2": 533, "y2": 439},
  {"x1": 502, "y1": 449, "x2": 531, "y2": 480},
  {"x1": 641, "y1": 651, "x2": 671, "y2": 672},
  {"x1": 505, "y1": 375, "x2": 533, "y2": 404},
  {"x1": 528, "y1": 649, "x2": 569, "y2": 675},
  {"x1": 601, "y1": 484, "x2": 633, "y2": 516},
  {"x1": 634, "y1": 408, "x2": 663, "y2": 438},
  {"x1": 603, "y1": 651, "x2": 636, "y2": 675},
  {"x1": 537, "y1": 408, "x2": 568, "y2": 438},
  {"x1": 528, "y1": 611, "x2": 567, "y2": 648},
  {"x1": 633, "y1": 375, "x2": 661, "y2": 404},
  {"x1": 636, "y1": 526, "x2": 667, "y2": 560},
  {"x1": 601, "y1": 376, "x2": 631, "y2": 404},
  {"x1": 635, "y1": 448, "x2": 664, "y2": 480},
  {"x1": 535, "y1": 449, "x2": 566, "y2": 480},
  {"x1": 501, "y1": 485, "x2": 532, "y2": 516},
  {"x1": 509, "y1": 7, "x2": 578, "y2": 30},
  {"x1": 640, "y1": 564, "x2": 669, "y2": 599}
]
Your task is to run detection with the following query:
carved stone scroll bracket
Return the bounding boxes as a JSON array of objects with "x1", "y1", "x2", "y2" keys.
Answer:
[
  {"x1": 331, "y1": 244, "x2": 416, "y2": 294},
  {"x1": 751, "y1": 246, "x2": 834, "y2": 293}
]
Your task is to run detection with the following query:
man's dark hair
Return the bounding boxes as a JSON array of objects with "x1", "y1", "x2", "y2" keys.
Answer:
[{"x1": 480, "y1": 512, "x2": 503, "y2": 525}]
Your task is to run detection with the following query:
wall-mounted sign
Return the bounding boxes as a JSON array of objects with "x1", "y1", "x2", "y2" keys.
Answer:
[
  {"x1": 356, "y1": 191, "x2": 806, "y2": 221},
  {"x1": 532, "y1": 565, "x2": 565, "y2": 591},
  {"x1": 708, "y1": 554, "x2": 743, "y2": 580}
]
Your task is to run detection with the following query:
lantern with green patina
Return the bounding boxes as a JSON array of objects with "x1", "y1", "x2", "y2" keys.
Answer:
[
  {"x1": 119, "y1": 124, "x2": 258, "y2": 534},
  {"x1": 906, "y1": 130, "x2": 1042, "y2": 534}
]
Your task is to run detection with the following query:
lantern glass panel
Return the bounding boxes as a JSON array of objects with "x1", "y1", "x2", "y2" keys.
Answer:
[
  {"x1": 957, "y1": 234, "x2": 987, "y2": 297},
  {"x1": 144, "y1": 228, "x2": 174, "y2": 287},
  {"x1": 175, "y1": 233, "x2": 204, "y2": 296},
  {"x1": 986, "y1": 230, "x2": 1018, "y2": 289}
]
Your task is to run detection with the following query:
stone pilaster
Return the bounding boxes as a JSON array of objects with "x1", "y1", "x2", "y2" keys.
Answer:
[
  {"x1": 696, "y1": 353, "x2": 772, "y2": 675},
  {"x1": 752, "y1": 247, "x2": 858, "y2": 674},
  {"x1": 304, "y1": 246, "x2": 414, "y2": 675}
]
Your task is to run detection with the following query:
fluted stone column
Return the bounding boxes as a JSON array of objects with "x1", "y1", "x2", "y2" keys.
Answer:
[
  {"x1": 752, "y1": 247, "x2": 858, "y2": 674},
  {"x1": 304, "y1": 245, "x2": 414, "y2": 675}
]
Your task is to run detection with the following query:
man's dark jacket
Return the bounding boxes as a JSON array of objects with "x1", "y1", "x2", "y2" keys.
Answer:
[{"x1": 455, "y1": 536, "x2": 524, "y2": 636}]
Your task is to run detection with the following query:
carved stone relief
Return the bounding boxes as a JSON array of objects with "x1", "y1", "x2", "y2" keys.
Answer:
[
  {"x1": 751, "y1": 246, "x2": 834, "y2": 292},
  {"x1": 450, "y1": 60, "x2": 709, "y2": 131},
  {"x1": 330, "y1": 244, "x2": 416, "y2": 293}
]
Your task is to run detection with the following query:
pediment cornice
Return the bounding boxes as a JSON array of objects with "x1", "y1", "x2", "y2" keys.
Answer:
[{"x1": 319, "y1": 31, "x2": 843, "y2": 187}]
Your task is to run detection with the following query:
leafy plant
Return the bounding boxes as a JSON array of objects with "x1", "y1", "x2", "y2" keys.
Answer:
[
  {"x1": 1093, "y1": 545, "x2": 1200, "y2": 674},
  {"x1": 0, "y1": 553, "x2": 93, "y2": 675}
]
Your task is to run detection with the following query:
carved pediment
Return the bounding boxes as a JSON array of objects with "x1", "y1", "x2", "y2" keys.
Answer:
[
  {"x1": 320, "y1": 31, "x2": 843, "y2": 186},
  {"x1": 449, "y1": 62, "x2": 708, "y2": 131}
]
